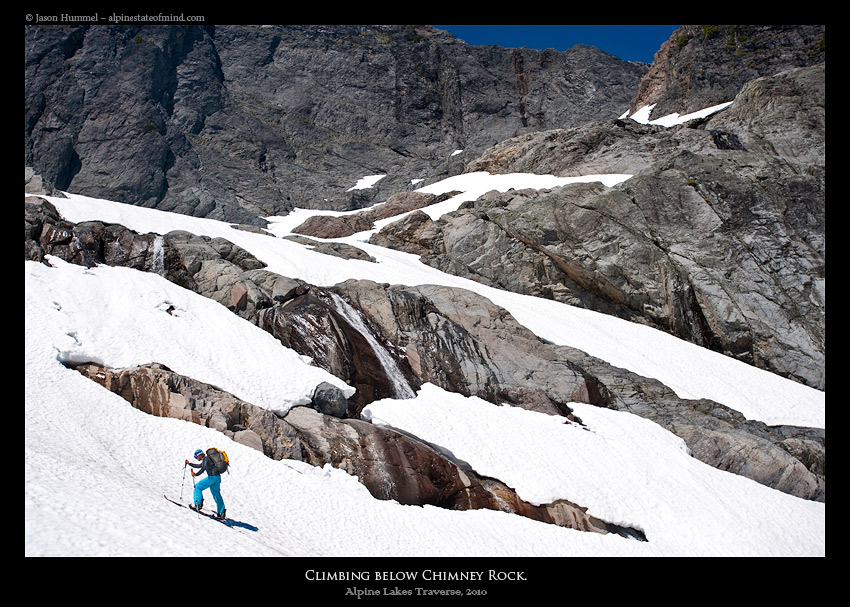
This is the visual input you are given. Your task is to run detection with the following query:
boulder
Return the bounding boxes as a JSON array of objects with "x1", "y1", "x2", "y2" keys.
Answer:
[
  {"x1": 309, "y1": 382, "x2": 349, "y2": 418},
  {"x1": 164, "y1": 230, "x2": 273, "y2": 320},
  {"x1": 233, "y1": 429, "x2": 264, "y2": 453},
  {"x1": 368, "y1": 210, "x2": 443, "y2": 258},
  {"x1": 26, "y1": 166, "x2": 59, "y2": 196},
  {"x1": 242, "y1": 270, "x2": 307, "y2": 304}
]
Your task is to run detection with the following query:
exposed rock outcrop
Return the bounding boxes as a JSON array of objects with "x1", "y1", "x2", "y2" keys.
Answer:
[
  {"x1": 68, "y1": 361, "x2": 302, "y2": 460},
  {"x1": 375, "y1": 63, "x2": 825, "y2": 390},
  {"x1": 258, "y1": 287, "x2": 419, "y2": 416},
  {"x1": 290, "y1": 190, "x2": 460, "y2": 239},
  {"x1": 25, "y1": 197, "x2": 197, "y2": 291},
  {"x1": 282, "y1": 235, "x2": 376, "y2": 262},
  {"x1": 630, "y1": 25, "x2": 825, "y2": 120},
  {"x1": 25, "y1": 197, "x2": 282, "y2": 319},
  {"x1": 554, "y1": 345, "x2": 825, "y2": 502},
  {"x1": 67, "y1": 361, "x2": 645, "y2": 539},
  {"x1": 269, "y1": 277, "x2": 825, "y2": 502},
  {"x1": 333, "y1": 280, "x2": 606, "y2": 418}
]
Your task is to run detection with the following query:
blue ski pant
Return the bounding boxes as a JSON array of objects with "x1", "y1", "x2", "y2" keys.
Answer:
[{"x1": 194, "y1": 474, "x2": 225, "y2": 514}]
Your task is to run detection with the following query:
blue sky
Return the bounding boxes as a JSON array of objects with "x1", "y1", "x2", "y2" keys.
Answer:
[{"x1": 432, "y1": 25, "x2": 680, "y2": 63}]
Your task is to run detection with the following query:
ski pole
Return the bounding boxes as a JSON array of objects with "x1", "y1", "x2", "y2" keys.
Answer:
[{"x1": 180, "y1": 462, "x2": 187, "y2": 501}]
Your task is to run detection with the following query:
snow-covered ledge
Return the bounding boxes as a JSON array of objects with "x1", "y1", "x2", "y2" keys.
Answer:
[{"x1": 621, "y1": 101, "x2": 734, "y2": 127}]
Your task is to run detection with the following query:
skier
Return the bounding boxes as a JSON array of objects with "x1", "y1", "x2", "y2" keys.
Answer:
[{"x1": 185, "y1": 449, "x2": 226, "y2": 520}]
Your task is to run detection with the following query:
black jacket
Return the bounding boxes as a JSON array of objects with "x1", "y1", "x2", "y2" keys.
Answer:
[{"x1": 189, "y1": 455, "x2": 219, "y2": 477}]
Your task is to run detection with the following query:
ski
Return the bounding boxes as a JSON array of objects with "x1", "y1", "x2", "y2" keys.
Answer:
[{"x1": 164, "y1": 495, "x2": 231, "y2": 527}]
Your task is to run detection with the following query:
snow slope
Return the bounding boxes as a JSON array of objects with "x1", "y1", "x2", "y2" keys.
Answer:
[
  {"x1": 24, "y1": 103, "x2": 824, "y2": 559},
  {"x1": 42, "y1": 174, "x2": 825, "y2": 428}
]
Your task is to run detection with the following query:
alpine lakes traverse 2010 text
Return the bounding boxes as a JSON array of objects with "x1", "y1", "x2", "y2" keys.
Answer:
[{"x1": 345, "y1": 587, "x2": 489, "y2": 598}]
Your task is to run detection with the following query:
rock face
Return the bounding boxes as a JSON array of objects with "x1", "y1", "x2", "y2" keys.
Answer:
[
  {"x1": 333, "y1": 280, "x2": 606, "y2": 418},
  {"x1": 258, "y1": 286, "x2": 419, "y2": 416},
  {"x1": 256, "y1": 278, "x2": 605, "y2": 420},
  {"x1": 25, "y1": 24, "x2": 645, "y2": 223},
  {"x1": 68, "y1": 361, "x2": 644, "y2": 538},
  {"x1": 67, "y1": 361, "x2": 303, "y2": 461},
  {"x1": 630, "y1": 25, "x2": 825, "y2": 119},
  {"x1": 376, "y1": 63, "x2": 825, "y2": 390},
  {"x1": 291, "y1": 190, "x2": 459, "y2": 239},
  {"x1": 555, "y1": 345, "x2": 825, "y2": 502},
  {"x1": 25, "y1": 197, "x2": 197, "y2": 291}
]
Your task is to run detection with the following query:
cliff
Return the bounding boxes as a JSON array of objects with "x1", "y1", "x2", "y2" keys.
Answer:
[{"x1": 25, "y1": 24, "x2": 644, "y2": 224}]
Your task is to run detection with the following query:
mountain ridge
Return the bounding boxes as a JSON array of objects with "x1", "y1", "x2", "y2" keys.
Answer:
[{"x1": 25, "y1": 24, "x2": 645, "y2": 223}]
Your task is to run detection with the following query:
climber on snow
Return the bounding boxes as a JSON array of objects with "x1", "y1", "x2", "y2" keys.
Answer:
[{"x1": 185, "y1": 448, "x2": 227, "y2": 520}]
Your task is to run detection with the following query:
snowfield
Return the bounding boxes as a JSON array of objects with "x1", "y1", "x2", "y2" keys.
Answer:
[{"x1": 25, "y1": 104, "x2": 824, "y2": 559}]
